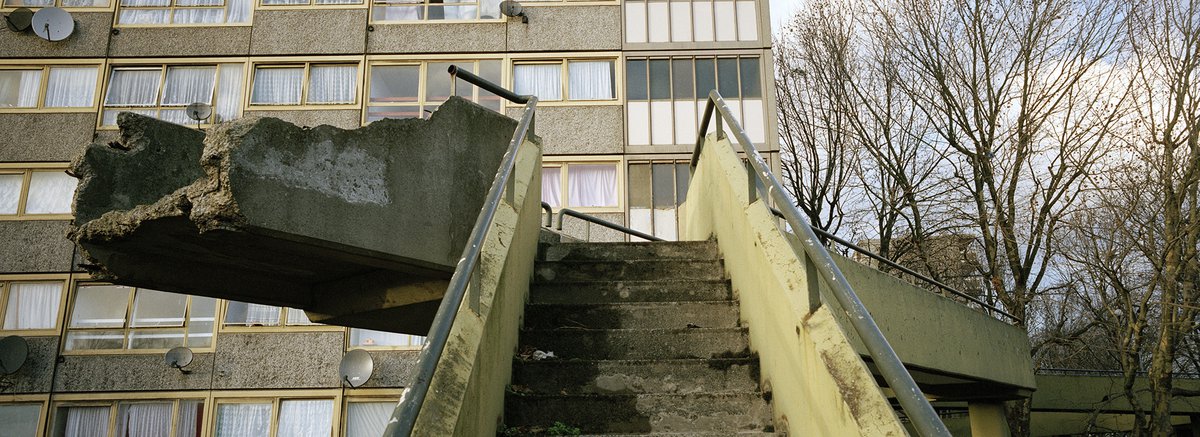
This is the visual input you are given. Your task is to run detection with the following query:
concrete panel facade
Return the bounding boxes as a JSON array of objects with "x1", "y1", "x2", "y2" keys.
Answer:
[
  {"x1": 0, "y1": 113, "x2": 97, "y2": 162},
  {"x1": 506, "y1": 6, "x2": 622, "y2": 52},
  {"x1": 509, "y1": 105, "x2": 624, "y2": 156},
  {"x1": 54, "y1": 353, "x2": 218, "y2": 392},
  {"x1": 108, "y1": 26, "x2": 252, "y2": 57},
  {"x1": 212, "y1": 332, "x2": 344, "y2": 389},
  {"x1": 250, "y1": 9, "x2": 368, "y2": 55},
  {"x1": 4, "y1": 337, "x2": 58, "y2": 394},
  {"x1": 557, "y1": 212, "x2": 628, "y2": 242},
  {"x1": 0, "y1": 13, "x2": 112, "y2": 58},
  {"x1": 0, "y1": 221, "x2": 75, "y2": 274},
  {"x1": 367, "y1": 22, "x2": 506, "y2": 54}
]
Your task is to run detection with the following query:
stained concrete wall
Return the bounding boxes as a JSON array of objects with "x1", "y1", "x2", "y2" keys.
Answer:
[
  {"x1": 242, "y1": 109, "x2": 363, "y2": 130},
  {"x1": 367, "y1": 22, "x2": 507, "y2": 54},
  {"x1": 212, "y1": 332, "x2": 343, "y2": 389},
  {"x1": 556, "y1": 212, "x2": 628, "y2": 242},
  {"x1": 250, "y1": 9, "x2": 368, "y2": 55},
  {"x1": 507, "y1": 105, "x2": 624, "y2": 156},
  {"x1": 4, "y1": 337, "x2": 58, "y2": 394},
  {"x1": 0, "y1": 114, "x2": 97, "y2": 162},
  {"x1": 0, "y1": 221, "x2": 76, "y2": 274},
  {"x1": 108, "y1": 26, "x2": 252, "y2": 57},
  {"x1": 0, "y1": 13, "x2": 112, "y2": 58},
  {"x1": 506, "y1": 6, "x2": 622, "y2": 52},
  {"x1": 55, "y1": 353, "x2": 218, "y2": 392}
]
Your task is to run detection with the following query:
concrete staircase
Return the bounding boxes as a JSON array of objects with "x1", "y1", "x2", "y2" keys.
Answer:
[{"x1": 503, "y1": 240, "x2": 776, "y2": 436}]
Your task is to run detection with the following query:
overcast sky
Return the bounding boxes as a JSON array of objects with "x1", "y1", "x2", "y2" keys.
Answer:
[{"x1": 769, "y1": 0, "x2": 800, "y2": 34}]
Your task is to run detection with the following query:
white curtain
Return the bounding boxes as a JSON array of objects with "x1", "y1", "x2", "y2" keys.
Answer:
[
  {"x1": 513, "y1": 64, "x2": 561, "y2": 101},
  {"x1": 25, "y1": 171, "x2": 76, "y2": 214},
  {"x1": 215, "y1": 63, "x2": 243, "y2": 122},
  {"x1": 225, "y1": 0, "x2": 251, "y2": 23},
  {"x1": 105, "y1": 68, "x2": 161, "y2": 107},
  {"x1": 175, "y1": 400, "x2": 203, "y2": 437},
  {"x1": 568, "y1": 61, "x2": 613, "y2": 100},
  {"x1": 118, "y1": 0, "x2": 172, "y2": 24},
  {"x1": 246, "y1": 303, "x2": 281, "y2": 325},
  {"x1": 0, "y1": 174, "x2": 22, "y2": 215},
  {"x1": 173, "y1": 8, "x2": 224, "y2": 24},
  {"x1": 3, "y1": 282, "x2": 62, "y2": 330},
  {"x1": 541, "y1": 167, "x2": 561, "y2": 208},
  {"x1": 277, "y1": 400, "x2": 333, "y2": 437},
  {"x1": 251, "y1": 67, "x2": 303, "y2": 105},
  {"x1": 375, "y1": 4, "x2": 421, "y2": 21},
  {"x1": 345, "y1": 402, "x2": 393, "y2": 437},
  {"x1": 45, "y1": 67, "x2": 98, "y2": 108},
  {"x1": 159, "y1": 66, "x2": 216, "y2": 124},
  {"x1": 62, "y1": 0, "x2": 108, "y2": 5},
  {"x1": 308, "y1": 65, "x2": 357, "y2": 104},
  {"x1": 567, "y1": 164, "x2": 617, "y2": 207},
  {"x1": 316, "y1": 0, "x2": 361, "y2": 4},
  {"x1": 286, "y1": 308, "x2": 314, "y2": 325},
  {"x1": 63, "y1": 406, "x2": 110, "y2": 437},
  {"x1": 0, "y1": 70, "x2": 42, "y2": 108},
  {"x1": 116, "y1": 403, "x2": 172, "y2": 437},
  {"x1": 215, "y1": 403, "x2": 270, "y2": 437},
  {"x1": 350, "y1": 328, "x2": 423, "y2": 347}
]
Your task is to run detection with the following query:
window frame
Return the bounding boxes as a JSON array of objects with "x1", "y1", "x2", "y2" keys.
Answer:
[
  {"x1": 112, "y1": 0, "x2": 254, "y2": 27},
  {"x1": 0, "y1": 274, "x2": 70, "y2": 336},
  {"x1": 210, "y1": 391, "x2": 341, "y2": 437},
  {"x1": 246, "y1": 59, "x2": 363, "y2": 110},
  {"x1": 0, "y1": 0, "x2": 114, "y2": 12},
  {"x1": 0, "y1": 164, "x2": 76, "y2": 221},
  {"x1": 346, "y1": 327, "x2": 424, "y2": 350},
  {"x1": 255, "y1": 0, "x2": 365, "y2": 9},
  {"x1": 49, "y1": 393, "x2": 209, "y2": 437},
  {"x1": 367, "y1": 0, "x2": 503, "y2": 24},
  {"x1": 509, "y1": 56, "x2": 622, "y2": 106},
  {"x1": 623, "y1": 0, "x2": 761, "y2": 45},
  {"x1": 62, "y1": 282, "x2": 219, "y2": 354},
  {"x1": 541, "y1": 156, "x2": 624, "y2": 213},
  {"x1": 340, "y1": 392, "x2": 402, "y2": 437},
  {"x1": 218, "y1": 301, "x2": 339, "y2": 333},
  {"x1": 626, "y1": 157, "x2": 693, "y2": 241},
  {"x1": 362, "y1": 56, "x2": 506, "y2": 125},
  {"x1": 97, "y1": 59, "x2": 247, "y2": 130},
  {"x1": 0, "y1": 61, "x2": 105, "y2": 113},
  {"x1": 0, "y1": 395, "x2": 49, "y2": 437}
]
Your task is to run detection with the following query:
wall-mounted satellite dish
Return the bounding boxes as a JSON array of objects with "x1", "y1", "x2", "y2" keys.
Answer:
[
  {"x1": 186, "y1": 102, "x2": 212, "y2": 122},
  {"x1": 5, "y1": 8, "x2": 33, "y2": 32},
  {"x1": 499, "y1": 1, "x2": 527, "y2": 23},
  {"x1": 165, "y1": 346, "x2": 193, "y2": 374},
  {"x1": 339, "y1": 349, "x2": 373, "y2": 388},
  {"x1": 31, "y1": 7, "x2": 73, "y2": 42},
  {"x1": 0, "y1": 335, "x2": 29, "y2": 375}
]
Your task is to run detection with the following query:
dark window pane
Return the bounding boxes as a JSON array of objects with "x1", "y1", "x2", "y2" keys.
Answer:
[
  {"x1": 626, "y1": 60, "x2": 648, "y2": 100},
  {"x1": 648, "y1": 59, "x2": 671, "y2": 100},
  {"x1": 476, "y1": 60, "x2": 503, "y2": 110},
  {"x1": 740, "y1": 57, "x2": 761, "y2": 98},
  {"x1": 628, "y1": 163, "x2": 652, "y2": 208},
  {"x1": 675, "y1": 163, "x2": 690, "y2": 206},
  {"x1": 694, "y1": 58, "x2": 715, "y2": 98},
  {"x1": 717, "y1": 58, "x2": 739, "y2": 98},
  {"x1": 426, "y1": 62, "x2": 454, "y2": 102},
  {"x1": 369, "y1": 65, "x2": 419, "y2": 103},
  {"x1": 652, "y1": 163, "x2": 674, "y2": 208},
  {"x1": 671, "y1": 59, "x2": 694, "y2": 100}
]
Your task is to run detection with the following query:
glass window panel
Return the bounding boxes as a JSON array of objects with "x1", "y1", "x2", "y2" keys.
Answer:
[
  {"x1": 713, "y1": 0, "x2": 736, "y2": 41},
  {"x1": 694, "y1": 58, "x2": 715, "y2": 97},
  {"x1": 425, "y1": 62, "x2": 454, "y2": 103},
  {"x1": 225, "y1": 0, "x2": 251, "y2": 23},
  {"x1": 130, "y1": 289, "x2": 187, "y2": 327},
  {"x1": 624, "y1": 2, "x2": 646, "y2": 43},
  {"x1": 4, "y1": 282, "x2": 63, "y2": 330},
  {"x1": 567, "y1": 61, "x2": 614, "y2": 100},
  {"x1": 4, "y1": 0, "x2": 54, "y2": 5},
  {"x1": 647, "y1": 1, "x2": 669, "y2": 42},
  {"x1": 735, "y1": 0, "x2": 757, "y2": 41},
  {"x1": 251, "y1": 67, "x2": 303, "y2": 105},
  {"x1": 215, "y1": 63, "x2": 243, "y2": 123},
  {"x1": 0, "y1": 174, "x2": 22, "y2": 215},
  {"x1": 476, "y1": 60, "x2": 503, "y2": 110},
  {"x1": 45, "y1": 67, "x2": 98, "y2": 108},
  {"x1": 739, "y1": 58, "x2": 761, "y2": 98},
  {"x1": 215, "y1": 403, "x2": 271, "y2": 437},
  {"x1": 345, "y1": 402, "x2": 393, "y2": 437},
  {"x1": 286, "y1": 308, "x2": 315, "y2": 325},
  {"x1": 650, "y1": 101, "x2": 674, "y2": 144},
  {"x1": 277, "y1": 399, "x2": 333, "y2": 437},
  {"x1": 161, "y1": 67, "x2": 216, "y2": 106},
  {"x1": 69, "y1": 285, "x2": 131, "y2": 328},
  {"x1": 373, "y1": 5, "x2": 423, "y2": 21},
  {"x1": 350, "y1": 328, "x2": 425, "y2": 347},
  {"x1": 57, "y1": 405, "x2": 110, "y2": 437},
  {"x1": 186, "y1": 296, "x2": 216, "y2": 348},
  {"x1": 173, "y1": 8, "x2": 224, "y2": 24},
  {"x1": 118, "y1": 9, "x2": 171, "y2": 25},
  {"x1": 106, "y1": 68, "x2": 163, "y2": 107},
  {"x1": 692, "y1": 1, "x2": 714, "y2": 42},
  {"x1": 0, "y1": 403, "x2": 40, "y2": 437},
  {"x1": 568, "y1": 164, "x2": 617, "y2": 208},
  {"x1": 717, "y1": 58, "x2": 739, "y2": 98},
  {"x1": 129, "y1": 328, "x2": 186, "y2": 349},
  {"x1": 370, "y1": 65, "x2": 419, "y2": 103},
  {"x1": 675, "y1": 163, "x2": 690, "y2": 206},
  {"x1": 541, "y1": 167, "x2": 561, "y2": 208},
  {"x1": 627, "y1": 101, "x2": 650, "y2": 145},
  {"x1": 0, "y1": 69, "x2": 42, "y2": 108},
  {"x1": 175, "y1": 400, "x2": 204, "y2": 437},
  {"x1": 116, "y1": 402, "x2": 172, "y2": 437},
  {"x1": 308, "y1": 65, "x2": 357, "y2": 104},
  {"x1": 648, "y1": 59, "x2": 670, "y2": 100},
  {"x1": 65, "y1": 329, "x2": 126, "y2": 350},
  {"x1": 669, "y1": 1, "x2": 691, "y2": 41},
  {"x1": 513, "y1": 64, "x2": 562, "y2": 101},
  {"x1": 628, "y1": 163, "x2": 651, "y2": 209},
  {"x1": 626, "y1": 59, "x2": 647, "y2": 101},
  {"x1": 25, "y1": 171, "x2": 75, "y2": 215},
  {"x1": 671, "y1": 59, "x2": 694, "y2": 100},
  {"x1": 223, "y1": 301, "x2": 282, "y2": 326},
  {"x1": 263, "y1": 0, "x2": 307, "y2": 4},
  {"x1": 652, "y1": 163, "x2": 675, "y2": 208},
  {"x1": 366, "y1": 106, "x2": 420, "y2": 122}
]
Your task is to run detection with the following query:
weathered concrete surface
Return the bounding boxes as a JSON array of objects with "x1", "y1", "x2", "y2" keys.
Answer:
[
  {"x1": 69, "y1": 97, "x2": 522, "y2": 334},
  {"x1": 0, "y1": 113, "x2": 98, "y2": 162},
  {"x1": 242, "y1": 109, "x2": 363, "y2": 130},
  {"x1": 0, "y1": 221, "x2": 77, "y2": 274},
  {"x1": 506, "y1": 6, "x2": 622, "y2": 52},
  {"x1": 3, "y1": 336, "x2": 58, "y2": 394},
  {"x1": 108, "y1": 26, "x2": 251, "y2": 57},
  {"x1": 0, "y1": 12, "x2": 112, "y2": 58},
  {"x1": 367, "y1": 22, "x2": 506, "y2": 54},
  {"x1": 213, "y1": 332, "x2": 342, "y2": 389},
  {"x1": 54, "y1": 352, "x2": 216, "y2": 393},
  {"x1": 506, "y1": 105, "x2": 623, "y2": 155},
  {"x1": 250, "y1": 9, "x2": 367, "y2": 55}
]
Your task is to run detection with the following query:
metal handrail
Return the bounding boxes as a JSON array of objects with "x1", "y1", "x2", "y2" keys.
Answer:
[
  {"x1": 692, "y1": 90, "x2": 953, "y2": 437},
  {"x1": 383, "y1": 68, "x2": 538, "y2": 437},
  {"x1": 554, "y1": 207, "x2": 663, "y2": 241},
  {"x1": 541, "y1": 202, "x2": 553, "y2": 227},
  {"x1": 767, "y1": 208, "x2": 1021, "y2": 324}
]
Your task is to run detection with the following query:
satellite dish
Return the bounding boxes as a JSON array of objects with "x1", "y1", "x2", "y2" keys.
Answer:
[
  {"x1": 499, "y1": 1, "x2": 527, "y2": 23},
  {"x1": 186, "y1": 102, "x2": 212, "y2": 122},
  {"x1": 339, "y1": 349, "x2": 373, "y2": 388},
  {"x1": 0, "y1": 335, "x2": 29, "y2": 375},
  {"x1": 5, "y1": 8, "x2": 33, "y2": 32},
  {"x1": 165, "y1": 346, "x2": 193, "y2": 373},
  {"x1": 31, "y1": 7, "x2": 73, "y2": 42}
]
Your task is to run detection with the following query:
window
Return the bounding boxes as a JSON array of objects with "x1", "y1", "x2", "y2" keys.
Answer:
[
  {"x1": 628, "y1": 160, "x2": 690, "y2": 241},
  {"x1": 102, "y1": 63, "x2": 244, "y2": 127},
  {"x1": 0, "y1": 279, "x2": 65, "y2": 332},
  {"x1": 116, "y1": 0, "x2": 251, "y2": 25},
  {"x1": 250, "y1": 63, "x2": 358, "y2": 107},
  {"x1": 214, "y1": 398, "x2": 333, "y2": 437},
  {"x1": 343, "y1": 399, "x2": 395, "y2": 437},
  {"x1": 625, "y1": 0, "x2": 758, "y2": 43},
  {"x1": 0, "y1": 65, "x2": 100, "y2": 111},
  {"x1": 366, "y1": 60, "x2": 502, "y2": 122},
  {"x1": 512, "y1": 59, "x2": 616, "y2": 102},
  {"x1": 1, "y1": 0, "x2": 110, "y2": 8},
  {"x1": 52, "y1": 399, "x2": 204, "y2": 437},
  {"x1": 626, "y1": 55, "x2": 765, "y2": 146},
  {"x1": 65, "y1": 284, "x2": 217, "y2": 351},
  {"x1": 348, "y1": 328, "x2": 424, "y2": 349},
  {"x1": 371, "y1": 0, "x2": 500, "y2": 22},
  {"x1": 223, "y1": 301, "x2": 318, "y2": 328},
  {"x1": 541, "y1": 162, "x2": 619, "y2": 210},
  {"x1": 0, "y1": 167, "x2": 76, "y2": 219},
  {"x1": 0, "y1": 403, "x2": 43, "y2": 437},
  {"x1": 260, "y1": 0, "x2": 360, "y2": 6}
]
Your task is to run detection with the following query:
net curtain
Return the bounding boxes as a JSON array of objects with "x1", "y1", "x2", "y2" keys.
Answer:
[
  {"x1": 567, "y1": 165, "x2": 617, "y2": 207},
  {"x1": 3, "y1": 282, "x2": 62, "y2": 330}
]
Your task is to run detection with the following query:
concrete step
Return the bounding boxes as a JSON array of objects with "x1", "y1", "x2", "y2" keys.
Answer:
[
  {"x1": 543, "y1": 240, "x2": 720, "y2": 262},
  {"x1": 504, "y1": 392, "x2": 774, "y2": 435},
  {"x1": 510, "y1": 358, "x2": 760, "y2": 395},
  {"x1": 529, "y1": 280, "x2": 733, "y2": 304},
  {"x1": 534, "y1": 259, "x2": 725, "y2": 283},
  {"x1": 523, "y1": 301, "x2": 741, "y2": 330},
  {"x1": 519, "y1": 327, "x2": 750, "y2": 360}
]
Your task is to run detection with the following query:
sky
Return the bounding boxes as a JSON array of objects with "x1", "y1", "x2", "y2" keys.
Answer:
[{"x1": 769, "y1": 0, "x2": 801, "y2": 34}]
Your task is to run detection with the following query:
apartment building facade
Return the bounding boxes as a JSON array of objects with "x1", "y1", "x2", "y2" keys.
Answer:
[{"x1": 0, "y1": 0, "x2": 779, "y2": 434}]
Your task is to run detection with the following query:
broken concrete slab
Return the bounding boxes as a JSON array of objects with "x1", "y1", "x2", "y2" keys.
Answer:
[{"x1": 69, "y1": 97, "x2": 528, "y2": 334}]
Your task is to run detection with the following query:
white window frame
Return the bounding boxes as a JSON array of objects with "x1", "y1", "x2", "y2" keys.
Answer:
[
  {"x1": 247, "y1": 61, "x2": 362, "y2": 109},
  {"x1": 510, "y1": 57, "x2": 620, "y2": 105},
  {"x1": 63, "y1": 283, "x2": 218, "y2": 354},
  {"x1": 0, "y1": 275, "x2": 69, "y2": 335},
  {"x1": 0, "y1": 164, "x2": 76, "y2": 221},
  {"x1": 541, "y1": 157, "x2": 624, "y2": 213}
]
